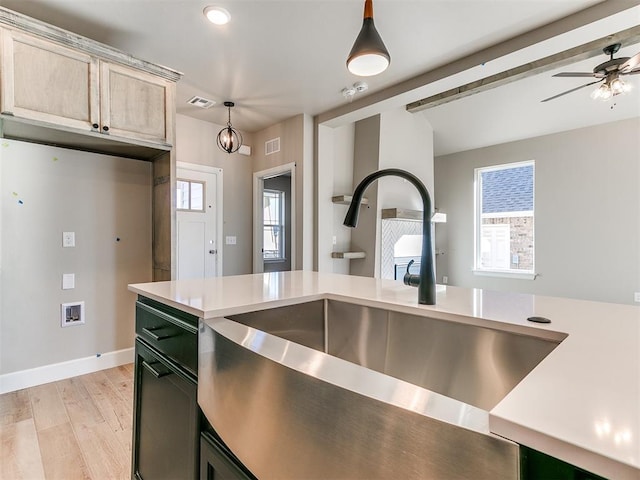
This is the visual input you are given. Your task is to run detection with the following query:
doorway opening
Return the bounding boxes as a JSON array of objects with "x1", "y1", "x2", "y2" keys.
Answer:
[
  {"x1": 176, "y1": 162, "x2": 223, "y2": 279},
  {"x1": 253, "y1": 163, "x2": 296, "y2": 273}
]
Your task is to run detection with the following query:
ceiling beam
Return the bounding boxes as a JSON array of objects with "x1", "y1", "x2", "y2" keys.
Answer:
[{"x1": 406, "y1": 25, "x2": 640, "y2": 113}]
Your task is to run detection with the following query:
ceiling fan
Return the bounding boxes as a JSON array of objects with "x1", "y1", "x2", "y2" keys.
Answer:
[{"x1": 541, "y1": 43, "x2": 640, "y2": 102}]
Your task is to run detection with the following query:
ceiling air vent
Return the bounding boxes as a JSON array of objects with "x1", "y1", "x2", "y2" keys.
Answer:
[
  {"x1": 265, "y1": 137, "x2": 280, "y2": 156},
  {"x1": 187, "y1": 96, "x2": 216, "y2": 109}
]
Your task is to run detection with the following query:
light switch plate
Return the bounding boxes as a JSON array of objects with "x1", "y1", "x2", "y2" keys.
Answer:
[
  {"x1": 62, "y1": 273, "x2": 75, "y2": 290},
  {"x1": 62, "y1": 231, "x2": 75, "y2": 247},
  {"x1": 225, "y1": 236, "x2": 237, "y2": 245}
]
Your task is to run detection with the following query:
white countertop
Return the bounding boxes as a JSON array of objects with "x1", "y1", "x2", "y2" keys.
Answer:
[{"x1": 129, "y1": 271, "x2": 640, "y2": 479}]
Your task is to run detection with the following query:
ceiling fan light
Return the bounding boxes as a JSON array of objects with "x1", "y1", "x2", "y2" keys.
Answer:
[
  {"x1": 590, "y1": 85, "x2": 604, "y2": 100},
  {"x1": 347, "y1": 1, "x2": 390, "y2": 77},
  {"x1": 610, "y1": 77, "x2": 627, "y2": 96}
]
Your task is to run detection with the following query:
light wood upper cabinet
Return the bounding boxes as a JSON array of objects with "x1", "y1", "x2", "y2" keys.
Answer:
[
  {"x1": 100, "y1": 62, "x2": 174, "y2": 145},
  {"x1": 1, "y1": 29, "x2": 100, "y2": 131},
  {"x1": 0, "y1": 25, "x2": 178, "y2": 149}
]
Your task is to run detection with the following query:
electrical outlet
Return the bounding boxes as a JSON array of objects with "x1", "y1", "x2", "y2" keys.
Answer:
[
  {"x1": 332, "y1": 236, "x2": 337, "y2": 245},
  {"x1": 61, "y1": 301, "x2": 85, "y2": 327},
  {"x1": 634, "y1": 292, "x2": 640, "y2": 303},
  {"x1": 62, "y1": 231, "x2": 75, "y2": 247},
  {"x1": 442, "y1": 276, "x2": 448, "y2": 285}
]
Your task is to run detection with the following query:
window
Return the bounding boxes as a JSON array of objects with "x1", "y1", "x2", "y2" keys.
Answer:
[
  {"x1": 475, "y1": 161, "x2": 534, "y2": 276},
  {"x1": 176, "y1": 179, "x2": 204, "y2": 211},
  {"x1": 263, "y1": 189, "x2": 285, "y2": 261}
]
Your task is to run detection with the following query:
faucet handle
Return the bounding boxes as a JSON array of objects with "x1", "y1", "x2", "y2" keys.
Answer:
[{"x1": 403, "y1": 260, "x2": 420, "y2": 287}]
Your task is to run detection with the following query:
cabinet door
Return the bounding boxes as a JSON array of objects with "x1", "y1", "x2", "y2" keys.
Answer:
[
  {"x1": 100, "y1": 61, "x2": 174, "y2": 146},
  {"x1": 200, "y1": 433, "x2": 255, "y2": 480},
  {"x1": 0, "y1": 29, "x2": 99, "y2": 130},
  {"x1": 133, "y1": 340, "x2": 198, "y2": 480}
]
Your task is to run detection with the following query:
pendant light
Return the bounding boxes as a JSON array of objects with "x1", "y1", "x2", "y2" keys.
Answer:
[
  {"x1": 347, "y1": 0, "x2": 390, "y2": 77},
  {"x1": 217, "y1": 101, "x2": 243, "y2": 154}
]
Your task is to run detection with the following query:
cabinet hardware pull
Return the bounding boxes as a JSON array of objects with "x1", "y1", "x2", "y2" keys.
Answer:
[
  {"x1": 102, "y1": 125, "x2": 109, "y2": 132},
  {"x1": 142, "y1": 327, "x2": 173, "y2": 341},
  {"x1": 142, "y1": 360, "x2": 172, "y2": 378}
]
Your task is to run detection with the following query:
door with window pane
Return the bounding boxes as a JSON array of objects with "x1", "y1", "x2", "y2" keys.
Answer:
[{"x1": 176, "y1": 166, "x2": 220, "y2": 279}]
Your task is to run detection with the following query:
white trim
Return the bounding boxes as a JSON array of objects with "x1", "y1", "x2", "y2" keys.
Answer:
[
  {"x1": 474, "y1": 160, "x2": 535, "y2": 272},
  {"x1": 0, "y1": 347, "x2": 134, "y2": 394},
  {"x1": 176, "y1": 162, "x2": 224, "y2": 277},
  {"x1": 473, "y1": 269, "x2": 537, "y2": 280},
  {"x1": 482, "y1": 210, "x2": 533, "y2": 219},
  {"x1": 253, "y1": 163, "x2": 296, "y2": 273}
]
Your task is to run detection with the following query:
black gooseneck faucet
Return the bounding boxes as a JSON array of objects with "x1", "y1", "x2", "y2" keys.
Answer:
[{"x1": 343, "y1": 168, "x2": 436, "y2": 305}]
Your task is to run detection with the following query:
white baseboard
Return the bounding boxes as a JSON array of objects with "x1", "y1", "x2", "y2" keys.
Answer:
[{"x1": 0, "y1": 348, "x2": 135, "y2": 394}]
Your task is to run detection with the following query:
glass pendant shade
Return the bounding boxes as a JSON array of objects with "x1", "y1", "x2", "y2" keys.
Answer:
[
  {"x1": 347, "y1": 0, "x2": 390, "y2": 77},
  {"x1": 217, "y1": 101, "x2": 243, "y2": 154},
  {"x1": 591, "y1": 74, "x2": 631, "y2": 101}
]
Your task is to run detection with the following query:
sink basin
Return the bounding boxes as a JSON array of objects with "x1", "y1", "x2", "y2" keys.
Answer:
[{"x1": 198, "y1": 299, "x2": 563, "y2": 479}]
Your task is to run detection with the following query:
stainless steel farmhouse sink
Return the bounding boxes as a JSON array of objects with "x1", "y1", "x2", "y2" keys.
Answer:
[{"x1": 198, "y1": 299, "x2": 564, "y2": 480}]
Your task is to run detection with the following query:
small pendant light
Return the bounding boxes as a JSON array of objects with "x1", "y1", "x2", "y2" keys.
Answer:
[
  {"x1": 347, "y1": 0, "x2": 390, "y2": 77},
  {"x1": 217, "y1": 101, "x2": 243, "y2": 154}
]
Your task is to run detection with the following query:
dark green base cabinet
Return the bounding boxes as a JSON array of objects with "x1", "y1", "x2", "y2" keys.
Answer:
[
  {"x1": 132, "y1": 296, "x2": 255, "y2": 480},
  {"x1": 200, "y1": 432, "x2": 255, "y2": 480},
  {"x1": 132, "y1": 339, "x2": 199, "y2": 480},
  {"x1": 520, "y1": 447, "x2": 607, "y2": 480}
]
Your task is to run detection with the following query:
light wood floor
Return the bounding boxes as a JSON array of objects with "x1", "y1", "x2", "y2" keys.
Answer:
[{"x1": 0, "y1": 364, "x2": 134, "y2": 480}]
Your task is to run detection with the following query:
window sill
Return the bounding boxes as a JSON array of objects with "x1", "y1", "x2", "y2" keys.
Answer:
[{"x1": 473, "y1": 269, "x2": 536, "y2": 280}]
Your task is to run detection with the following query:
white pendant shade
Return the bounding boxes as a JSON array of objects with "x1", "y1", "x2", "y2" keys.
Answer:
[{"x1": 347, "y1": 53, "x2": 390, "y2": 77}]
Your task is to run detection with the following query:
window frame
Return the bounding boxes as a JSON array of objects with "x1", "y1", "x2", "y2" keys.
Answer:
[
  {"x1": 176, "y1": 178, "x2": 206, "y2": 212},
  {"x1": 262, "y1": 189, "x2": 286, "y2": 262},
  {"x1": 473, "y1": 160, "x2": 535, "y2": 279}
]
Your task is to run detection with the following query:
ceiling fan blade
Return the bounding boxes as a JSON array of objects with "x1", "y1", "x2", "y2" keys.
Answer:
[
  {"x1": 541, "y1": 79, "x2": 603, "y2": 103},
  {"x1": 620, "y1": 51, "x2": 640, "y2": 73},
  {"x1": 553, "y1": 72, "x2": 595, "y2": 77}
]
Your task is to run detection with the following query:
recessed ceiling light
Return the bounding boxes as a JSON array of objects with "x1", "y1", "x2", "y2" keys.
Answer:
[{"x1": 203, "y1": 6, "x2": 231, "y2": 25}]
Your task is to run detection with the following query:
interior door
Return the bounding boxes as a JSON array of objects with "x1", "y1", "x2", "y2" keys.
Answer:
[{"x1": 177, "y1": 166, "x2": 220, "y2": 279}]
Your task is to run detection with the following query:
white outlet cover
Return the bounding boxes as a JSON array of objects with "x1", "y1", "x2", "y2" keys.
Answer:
[
  {"x1": 61, "y1": 301, "x2": 85, "y2": 327},
  {"x1": 225, "y1": 236, "x2": 237, "y2": 245},
  {"x1": 62, "y1": 231, "x2": 75, "y2": 247},
  {"x1": 634, "y1": 292, "x2": 640, "y2": 303},
  {"x1": 62, "y1": 273, "x2": 75, "y2": 290}
]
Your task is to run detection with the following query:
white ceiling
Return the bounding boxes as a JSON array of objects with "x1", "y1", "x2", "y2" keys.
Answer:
[{"x1": 1, "y1": 0, "x2": 616, "y2": 136}]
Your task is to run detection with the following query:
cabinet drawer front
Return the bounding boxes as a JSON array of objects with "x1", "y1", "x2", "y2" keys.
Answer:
[{"x1": 135, "y1": 301, "x2": 197, "y2": 376}]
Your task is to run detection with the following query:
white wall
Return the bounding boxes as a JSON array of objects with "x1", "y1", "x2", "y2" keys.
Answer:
[
  {"x1": 434, "y1": 117, "x2": 640, "y2": 305},
  {"x1": 176, "y1": 114, "x2": 253, "y2": 276},
  {"x1": 1, "y1": 140, "x2": 152, "y2": 375}
]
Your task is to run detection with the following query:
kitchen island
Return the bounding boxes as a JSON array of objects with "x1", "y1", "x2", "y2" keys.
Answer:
[{"x1": 129, "y1": 271, "x2": 639, "y2": 480}]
